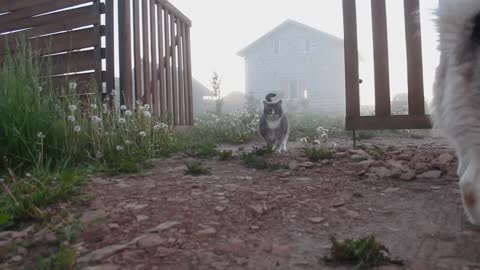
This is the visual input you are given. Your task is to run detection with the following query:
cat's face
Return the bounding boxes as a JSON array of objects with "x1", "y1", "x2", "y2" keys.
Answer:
[{"x1": 263, "y1": 100, "x2": 283, "y2": 121}]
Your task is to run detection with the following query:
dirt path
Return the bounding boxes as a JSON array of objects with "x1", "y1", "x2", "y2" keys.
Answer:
[
  {"x1": 65, "y1": 137, "x2": 479, "y2": 270},
  {"x1": 5, "y1": 137, "x2": 480, "y2": 270}
]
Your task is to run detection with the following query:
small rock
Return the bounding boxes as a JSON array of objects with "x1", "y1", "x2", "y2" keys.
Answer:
[
  {"x1": 249, "y1": 204, "x2": 267, "y2": 215},
  {"x1": 271, "y1": 244, "x2": 291, "y2": 257},
  {"x1": 418, "y1": 170, "x2": 442, "y2": 179},
  {"x1": 382, "y1": 187, "x2": 400, "y2": 193},
  {"x1": 196, "y1": 227, "x2": 217, "y2": 236},
  {"x1": 400, "y1": 170, "x2": 416, "y2": 181},
  {"x1": 214, "y1": 206, "x2": 225, "y2": 213},
  {"x1": 156, "y1": 247, "x2": 177, "y2": 258},
  {"x1": 436, "y1": 153, "x2": 455, "y2": 164},
  {"x1": 357, "y1": 160, "x2": 375, "y2": 170},
  {"x1": 136, "y1": 215, "x2": 150, "y2": 222},
  {"x1": 137, "y1": 234, "x2": 166, "y2": 248},
  {"x1": 81, "y1": 210, "x2": 107, "y2": 224},
  {"x1": 147, "y1": 221, "x2": 181, "y2": 233},
  {"x1": 83, "y1": 264, "x2": 121, "y2": 270},
  {"x1": 332, "y1": 200, "x2": 345, "y2": 208},
  {"x1": 308, "y1": 217, "x2": 326, "y2": 224},
  {"x1": 300, "y1": 162, "x2": 315, "y2": 168},
  {"x1": 351, "y1": 154, "x2": 368, "y2": 162},
  {"x1": 124, "y1": 203, "x2": 148, "y2": 210},
  {"x1": 396, "y1": 153, "x2": 412, "y2": 161},
  {"x1": 371, "y1": 167, "x2": 392, "y2": 178},
  {"x1": 11, "y1": 255, "x2": 22, "y2": 262},
  {"x1": 336, "y1": 152, "x2": 348, "y2": 158},
  {"x1": 344, "y1": 209, "x2": 360, "y2": 218},
  {"x1": 108, "y1": 223, "x2": 120, "y2": 229},
  {"x1": 250, "y1": 225, "x2": 260, "y2": 231},
  {"x1": 78, "y1": 243, "x2": 129, "y2": 263}
]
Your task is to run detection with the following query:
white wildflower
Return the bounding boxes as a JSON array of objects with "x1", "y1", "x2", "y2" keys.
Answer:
[
  {"x1": 38, "y1": 86, "x2": 43, "y2": 92},
  {"x1": 331, "y1": 142, "x2": 337, "y2": 148},
  {"x1": 314, "y1": 139, "x2": 321, "y2": 145},
  {"x1": 69, "y1": 81, "x2": 78, "y2": 91},
  {"x1": 68, "y1": 104, "x2": 77, "y2": 112},
  {"x1": 139, "y1": 131, "x2": 147, "y2": 137},
  {"x1": 37, "y1": 132, "x2": 46, "y2": 139},
  {"x1": 124, "y1": 110, "x2": 132, "y2": 117},
  {"x1": 116, "y1": 145, "x2": 124, "y2": 151},
  {"x1": 143, "y1": 111, "x2": 152, "y2": 118},
  {"x1": 321, "y1": 132, "x2": 328, "y2": 143},
  {"x1": 26, "y1": 173, "x2": 32, "y2": 178},
  {"x1": 74, "y1": 125, "x2": 81, "y2": 132},
  {"x1": 144, "y1": 104, "x2": 150, "y2": 111},
  {"x1": 91, "y1": 116, "x2": 102, "y2": 124},
  {"x1": 118, "y1": 118, "x2": 126, "y2": 124},
  {"x1": 300, "y1": 137, "x2": 308, "y2": 143},
  {"x1": 120, "y1": 105, "x2": 127, "y2": 111},
  {"x1": 68, "y1": 115, "x2": 76, "y2": 122},
  {"x1": 91, "y1": 104, "x2": 98, "y2": 109},
  {"x1": 124, "y1": 140, "x2": 132, "y2": 145},
  {"x1": 153, "y1": 124, "x2": 161, "y2": 130}
]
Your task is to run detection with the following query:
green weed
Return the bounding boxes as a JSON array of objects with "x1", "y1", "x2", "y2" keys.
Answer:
[
  {"x1": 303, "y1": 146, "x2": 334, "y2": 162},
  {"x1": 184, "y1": 161, "x2": 211, "y2": 176}
]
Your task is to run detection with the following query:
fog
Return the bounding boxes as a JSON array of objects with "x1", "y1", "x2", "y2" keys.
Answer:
[{"x1": 170, "y1": 0, "x2": 439, "y2": 107}]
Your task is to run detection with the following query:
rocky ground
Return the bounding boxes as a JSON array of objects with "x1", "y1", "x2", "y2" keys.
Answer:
[{"x1": 2, "y1": 136, "x2": 480, "y2": 270}]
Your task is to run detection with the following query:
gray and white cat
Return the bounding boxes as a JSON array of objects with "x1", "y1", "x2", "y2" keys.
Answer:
[
  {"x1": 258, "y1": 93, "x2": 289, "y2": 152},
  {"x1": 433, "y1": 0, "x2": 480, "y2": 225}
]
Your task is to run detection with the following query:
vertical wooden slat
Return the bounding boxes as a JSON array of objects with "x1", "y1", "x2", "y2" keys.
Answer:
[
  {"x1": 371, "y1": 0, "x2": 391, "y2": 116},
  {"x1": 164, "y1": 9, "x2": 173, "y2": 121},
  {"x1": 157, "y1": 4, "x2": 166, "y2": 117},
  {"x1": 185, "y1": 26, "x2": 193, "y2": 125},
  {"x1": 182, "y1": 23, "x2": 190, "y2": 125},
  {"x1": 119, "y1": 0, "x2": 133, "y2": 107},
  {"x1": 150, "y1": 0, "x2": 159, "y2": 116},
  {"x1": 93, "y1": 0, "x2": 102, "y2": 94},
  {"x1": 404, "y1": 0, "x2": 425, "y2": 116},
  {"x1": 133, "y1": 0, "x2": 142, "y2": 104},
  {"x1": 105, "y1": 0, "x2": 115, "y2": 103},
  {"x1": 170, "y1": 15, "x2": 179, "y2": 126},
  {"x1": 142, "y1": 0, "x2": 152, "y2": 107},
  {"x1": 177, "y1": 21, "x2": 185, "y2": 125},
  {"x1": 342, "y1": 0, "x2": 360, "y2": 128}
]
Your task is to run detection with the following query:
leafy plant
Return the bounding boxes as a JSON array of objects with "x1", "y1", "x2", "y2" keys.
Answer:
[
  {"x1": 184, "y1": 161, "x2": 211, "y2": 176},
  {"x1": 303, "y1": 146, "x2": 334, "y2": 162},
  {"x1": 38, "y1": 244, "x2": 76, "y2": 270},
  {"x1": 324, "y1": 236, "x2": 403, "y2": 269},
  {"x1": 218, "y1": 150, "x2": 234, "y2": 160},
  {"x1": 241, "y1": 151, "x2": 287, "y2": 171}
]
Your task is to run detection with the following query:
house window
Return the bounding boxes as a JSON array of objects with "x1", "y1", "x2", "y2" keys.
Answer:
[
  {"x1": 304, "y1": 40, "x2": 311, "y2": 53},
  {"x1": 281, "y1": 79, "x2": 308, "y2": 100},
  {"x1": 274, "y1": 40, "x2": 280, "y2": 55}
]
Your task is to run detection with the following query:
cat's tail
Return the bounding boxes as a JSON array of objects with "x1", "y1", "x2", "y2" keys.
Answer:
[{"x1": 265, "y1": 93, "x2": 277, "y2": 102}]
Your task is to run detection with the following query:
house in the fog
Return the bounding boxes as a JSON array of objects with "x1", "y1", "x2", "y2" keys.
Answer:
[{"x1": 238, "y1": 19, "x2": 345, "y2": 113}]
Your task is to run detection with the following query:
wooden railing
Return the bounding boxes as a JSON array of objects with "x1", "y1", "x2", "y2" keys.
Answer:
[
  {"x1": 118, "y1": 0, "x2": 193, "y2": 126},
  {"x1": 343, "y1": 0, "x2": 431, "y2": 130}
]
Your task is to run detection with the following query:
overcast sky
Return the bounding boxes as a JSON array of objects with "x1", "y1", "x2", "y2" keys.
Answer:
[{"x1": 169, "y1": 0, "x2": 439, "y2": 106}]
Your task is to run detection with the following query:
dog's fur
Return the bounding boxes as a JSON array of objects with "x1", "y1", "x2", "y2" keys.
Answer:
[{"x1": 433, "y1": 0, "x2": 480, "y2": 224}]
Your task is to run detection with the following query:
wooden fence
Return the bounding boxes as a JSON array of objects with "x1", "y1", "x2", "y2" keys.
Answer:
[
  {"x1": 342, "y1": 0, "x2": 432, "y2": 130},
  {"x1": 0, "y1": 0, "x2": 193, "y2": 127},
  {"x1": 118, "y1": 0, "x2": 193, "y2": 126},
  {"x1": 0, "y1": 0, "x2": 107, "y2": 94}
]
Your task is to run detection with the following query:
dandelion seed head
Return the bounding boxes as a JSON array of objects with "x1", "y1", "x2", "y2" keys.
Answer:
[
  {"x1": 143, "y1": 111, "x2": 152, "y2": 118},
  {"x1": 74, "y1": 125, "x2": 81, "y2": 132},
  {"x1": 68, "y1": 104, "x2": 77, "y2": 112},
  {"x1": 125, "y1": 110, "x2": 132, "y2": 116},
  {"x1": 91, "y1": 104, "x2": 97, "y2": 109},
  {"x1": 118, "y1": 118, "x2": 126, "y2": 124},
  {"x1": 125, "y1": 140, "x2": 132, "y2": 145},
  {"x1": 120, "y1": 105, "x2": 127, "y2": 111},
  {"x1": 26, "y1": 173, "x2": 32, "y2": 178},
  {"x1": 68, "y1": 115, "x2": 76, "y2": 122},
  {"x1": 69, "y1": 81, "x2": 77, "y2": 91},
  {"x1": 91, "y1": 116, "x2": 102, "y2": 124},
  {"x1": 38, "y1": 86, "x2": 43, "y2": 92},
  {"x1": 37, "y1": 132, "x2": 46, "y2": 139},
  {"x1": 116, "y1": 145, "x2": 124, "y2": 151},
  {"x1": 139, "y1": 131, "x2": 147, "y2": 137}
]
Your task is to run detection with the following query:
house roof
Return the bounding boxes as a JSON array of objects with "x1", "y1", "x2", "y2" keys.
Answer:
[{"x1": 237, "y1": 19, "x2": 343, "y2": 57}]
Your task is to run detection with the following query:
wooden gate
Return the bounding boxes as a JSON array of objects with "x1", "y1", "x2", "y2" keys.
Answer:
[
  {"x1": 342, "y1": 0, "x2": 432, "y2": 130},
  {"x1": 118, "y1": 0, "x2": 193, "y2": 126}
]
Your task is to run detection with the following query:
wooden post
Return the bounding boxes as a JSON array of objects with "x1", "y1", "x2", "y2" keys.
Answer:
[
  {"x1": 150, "y1": 0, "x2": 159, "y2": 116},
  {"x1": 133, "y1": 0, "x2": 142, "y2": 104},
  {"x1": 170, "y1": 14, "x2": 179, "y2": 126},
  {"x1": 118, "y1": 0, "x2": 133, "y2": 108},
  {"x1": 105, "y1": 0, "x2": 115, "y2": 106},
  {"x1": 142, "y1": 0, "x2": 151, "y2": 107},
  {"x1": 157, "y1": 3, "x2": 166, "y2": 117}
]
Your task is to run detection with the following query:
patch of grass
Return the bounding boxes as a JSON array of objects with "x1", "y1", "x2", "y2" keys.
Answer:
[
  {"x1": 324, "y1": 236, "x2": 403, "y2": 269},
  {"x1": 57, "y1": 221, "x2": 84, "y2": 243},
  {"x1": 0, "y1": 169, "x2": 84, "y2": 230},
  {"x1": 357, "y1": 144, "x2": 385, "y2": 160},
  {"x1": 184, "y1": 161, "x2": 211, "y2": 176},
  {"x1": 241, "y1": 151, "x2": 288, "y2": 171},
  {"x1": 250, "y1": 146, "x2": 274, "y2": 156},
  {"x1": 37, "y1": 244, "x2": 76, "y2": 270},
  {"x1": 303, "y1": 146, "x2": 334, "y2": 162},
  {"x1": 218, "y1": 150, "x2": 234, "y2": 160}
]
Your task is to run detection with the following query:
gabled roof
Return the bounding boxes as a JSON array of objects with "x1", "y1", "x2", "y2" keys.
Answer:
[{"x1": 237, "y1": 19, "x2": 343, "y2": 57}]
